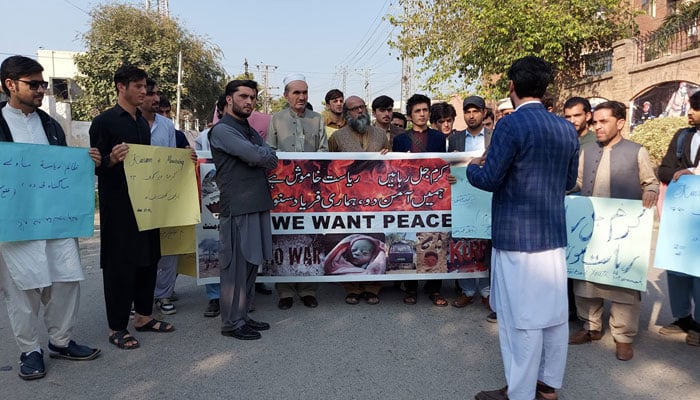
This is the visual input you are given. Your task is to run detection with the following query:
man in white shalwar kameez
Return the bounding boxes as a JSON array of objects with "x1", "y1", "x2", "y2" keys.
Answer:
[
  {"x1": 466, "y1": 56, "x2": 579, "y2": 400},
  {"x1": 0, "y1": 56, "x2": 101, "y2": 381}
]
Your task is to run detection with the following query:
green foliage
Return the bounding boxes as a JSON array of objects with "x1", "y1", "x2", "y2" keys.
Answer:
[
  {"x1": 630, "y1": 117, "x2": 688, "y2": 165},
  {"x1": 640, "y1": 1, "x2": 700, "y2": 61},
  {"x1": 73, "y1": 3, "x2": 225, "y2": 121},
  {"x1": 388, "y1": 0, "x2": 639, "y2": 98}
]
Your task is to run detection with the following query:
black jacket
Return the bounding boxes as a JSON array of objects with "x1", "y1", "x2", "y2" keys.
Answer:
[{"x1": 0, "y1": 101, "x2": 67, "y2": 146}]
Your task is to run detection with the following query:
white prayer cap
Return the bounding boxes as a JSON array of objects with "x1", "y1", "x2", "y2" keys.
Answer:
[
  {"x1": 283, "y1": 73, "x2": 306, "y2": 87},
  {"x1": 497, "y1": 97, "x2": 513, "y2": 111}
]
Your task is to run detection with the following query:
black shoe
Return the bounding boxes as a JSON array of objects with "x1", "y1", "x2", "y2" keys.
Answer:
[
  {"x1": 486, "y1": 312, "x2": 497, "y2": 323},
  {"x1": 301, "y1": 295, "x2": 318, "y2": 308},
  {"x1": 278, "y1": 297, "x2": 293, "y2": 310},
  {"x1": 48, "y1": 340, "x2": 100, "y2": 361},
  {"x1": 204, "y1": 299, "x2": 220, "y2": 317},
  {"x1": 221, "y1": 325, "x2": 261, "y2": 340},
  {"x1": 19, "y1": 350, "x2": 45, "y2": 380},
  {"x1": 246, "y1": 319, "x2": 270, "y2": 331},
  {"x1": 255, "y1": 283, "x2": 272, "y2": 295}
]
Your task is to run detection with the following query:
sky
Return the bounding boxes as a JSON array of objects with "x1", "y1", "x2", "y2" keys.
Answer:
[{"x1": 0, "y1": 0, "x2": 417, "y2": 112}]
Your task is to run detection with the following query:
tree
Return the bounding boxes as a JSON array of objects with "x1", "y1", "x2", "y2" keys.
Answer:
[
  {"x1": 388, "y1": 0, "x2": 639, "y2": 98},
  {"x1": 73, "y1": 3, "x2": 225, "y2": 121}
]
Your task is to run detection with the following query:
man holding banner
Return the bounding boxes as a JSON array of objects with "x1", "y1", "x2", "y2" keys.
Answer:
[
  {"x1": 657, "y1": 91, "x2": 700, "y2": 346},
  {"x1": 467, "y1": 56, "x2": 579, "y2": 400},
  {"x1": 0, "y1": 56, "x2": 101, "y2": 380},
  {"x1": 569, "y1": 101, "x2": 659, "y2": 361},
  {"x1": 209, "y1": 79, "x2": 278, "y2": 340},
  {"x1": 90, "y1": 65, "x2": 174, "y2": 351}
]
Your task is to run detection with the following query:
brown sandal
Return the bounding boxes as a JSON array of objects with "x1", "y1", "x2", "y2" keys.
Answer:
[
  {"x1": 403, "y1": 291, "x2": 417, "y2": 305},
  {"x1": 429, "y1": 292, "x2": 448, "y2": 307}
]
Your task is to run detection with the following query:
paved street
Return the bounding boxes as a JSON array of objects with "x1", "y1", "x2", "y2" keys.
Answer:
[{"x1": 1, "y1": 227, "x2": 699, "y2": 399}]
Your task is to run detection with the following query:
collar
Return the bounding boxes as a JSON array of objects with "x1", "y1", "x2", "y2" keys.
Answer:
[
  {"x1": 514, "y1": 100, "x2": 542, "y2": 111},
  {"x1": 3, "y1": 102, "x2": 37, "y2": 117}
]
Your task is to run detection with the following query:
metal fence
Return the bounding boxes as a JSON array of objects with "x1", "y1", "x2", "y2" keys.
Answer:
[{"x1": 635, "y1": 20, "x2": 700, "y2": 63}]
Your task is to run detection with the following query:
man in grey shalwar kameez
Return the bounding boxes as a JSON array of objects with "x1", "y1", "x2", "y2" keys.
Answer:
[{"x1": 209, "y1": 79, "x2": 278, "y2": 340}]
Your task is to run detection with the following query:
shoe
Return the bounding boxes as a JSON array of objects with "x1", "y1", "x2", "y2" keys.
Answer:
[
  {"x1": 615, "y1": 341, "x2": 634, "y2": 361},
  {"x1": 246, "y1": 319, "x2": 270, "y2": 331},
  {"x1": 167, "y1": 291, "x2": 179, "y2": 302},
  {"x1": 481, "y1": 296, "x2": 490, "y2": 309},
  {"x1": 221, "y1": 325, "x2": 261, "y2": 340},
  {"x1": 429, "y1": 292, "x2": 448, "y2": 307},
  {"x1": 474, "y1": 386, "x2": 508, "y2": 400},
  {"x1": 301, "y1": 295, "x2": 318, "y2": 308},
  {"x1": 659, "y1": 316, "x2": 694, "y2": 335},
  {"x1": 48, "y1": 340, "x2": 100, "y2": 361},
  {"x1": 569, "y1": 329, "x2": 603, "y2": 344},
  {"x1": 452, "y1": 293, "x2": 473, "y2": 308},
  {"x1": 155, "y1": 298, "x2": 177, "y2": 315},
  {"x1": 129, "y1": 306, "x2": 135, "y2": 320},
  {"x1": 687, "y1": 329, "x2": 700, "y2": 346},
  {"x1": 18, "y1": 350, "x2": 45, "y2": 381},
  {"x1": 255, "y1": 283, "x2": 272, "y2": 295},
  {"x1": 536, "y1": 381, "x2": 558, "y2": 400},
  {"x1": 345, "y1": 293, "x2": 361, "y2": 305},
  {"x1": 204, "y1": 299, "x2": 220, "y2": 317},
  {"x1": 486, "y1": 312, "x2": 498, "y2": 323},
  {"x1": 278, "y1": 297, "x2": 293, "y2": 310}
]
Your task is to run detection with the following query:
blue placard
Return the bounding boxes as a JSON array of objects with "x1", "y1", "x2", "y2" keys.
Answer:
[
  {"x1": 0, "y1": 142, "x2": 95, "y2": 241},
  {"x1": 654, "y1": 175, "x2": 700, "y2": 277}
]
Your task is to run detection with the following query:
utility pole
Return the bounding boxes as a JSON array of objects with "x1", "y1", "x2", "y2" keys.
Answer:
[
  {"x1": 337, "y1": 66, "x2": 348, "y2": 94},
  {"x1": 401, "y1": 57, "x2": 413, "y2": 111},
  {"x1": 256, "y1": 63, "x2": 278, "y2": 114},
  {"x1": 355, "y1": 68, "x2": 372, "y2": 105},
  {"x1": 175, "y1": 51, "x2": 182, "y2": 130},
  {"x1": 244, "y1": 58, "x2": 250, "y2": 78}
]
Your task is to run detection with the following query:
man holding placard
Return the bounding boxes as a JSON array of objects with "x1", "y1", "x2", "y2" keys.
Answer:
[
  {"x1": 0, "y1": 56, "x2": 101, "y2": 380},
  {"x1": 90, "y1": 65, "x2": 174, "y2": 351},
  {"x1": 569, "y1": 101, "x2": 659, "y2": 361}
]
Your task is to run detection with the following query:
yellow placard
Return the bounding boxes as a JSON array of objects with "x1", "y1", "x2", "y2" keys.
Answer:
[
  {"x1": 123, "y1": 144, "x2": 201, "y2": 231},
  {"x1": 160, "y1": 225, "x2": 196, "y2": 255},
  {"x1": 177, "y1": 253, "x2": 197, "y2": 277}
]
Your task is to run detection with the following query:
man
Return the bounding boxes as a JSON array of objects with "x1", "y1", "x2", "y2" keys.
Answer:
[
  {"x1": 328, "y1": 96, "x2": 389, "y2": 304},
  {"x1": 569, "y1": 100, "x2": 659, "y2": 361},
  {"x1": 159, "y1": 97, "x2": 190, "y2": 149},
  {"x1": 482, "y1": 109, "x2": 495, "y2": 130},
  {"x1": 140, "y1": 79, "x2": 188, "y2": 316},
  {"x1": 209, "y1": 79, "x2": 278, "y2": 340},
  {"x1": 391, "y1": 112, "x2": 407, "y2": 130},
  {"x1": 393, "y1": 94, "x2": 447, "y2": 307},
  {"x1": 371, "y1": 95, "x2": 403, "y2": 149},
  {"x1": 195, "y1": 94, "x2": 227, "y2": 151},
  {"x1": 447, "y1": 96, "x2": 495, "y2": 321},
  {"x1": 496, "y1": 97, "x2": 514, "y2": 121},
  {"x1": 0, "y1": 55, "x2": 101, "y2": 380},
  {"x1": 467, "y1": 56, "x2": 578, "y2": 400},
  {"x1": 267, "y1": 74, "x2": 326, "y2": 309},
  {"x1": 563, "y1": 97, "x2": 596, "y2": 147},
  {"x1": 324, "y1": 89, "x2": 346, "y2": 138},
  {"x1": 430, "y1": 102, "x2": 457, "y2": 149},
  {"x1": 657, "y1": 90, "x2": 700, "y2": 346},
  {"x1": 636, "y1": 101, "x2": 655, "y2": 126},
  {"x1": 90, "y1": 65, "x2": 175, "y2": 351}
]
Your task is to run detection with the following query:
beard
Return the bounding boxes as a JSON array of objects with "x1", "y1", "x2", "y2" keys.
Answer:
[{"x1": 347, "y1": 111, "x2": 371, "y2": 134}]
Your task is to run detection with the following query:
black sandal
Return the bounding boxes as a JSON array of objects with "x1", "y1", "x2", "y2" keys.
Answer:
[
  {"x1": 108, "y1": 330, "x2": 140, "y2": 350},
  {"x1": 345, "y1": 293, "x2": 361, "y2": 305},
  {"x1": 363, "y1": 292, "x2": 380, "y2": 305},
  {"x1": 403, "y1": 291, "x2": 417, "y2": 305},
  {"x1": 134, "y1": 318, "x2": 175, "y2": 333}
]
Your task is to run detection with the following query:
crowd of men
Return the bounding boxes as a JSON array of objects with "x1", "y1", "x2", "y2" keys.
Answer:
[{"x1": 1, "y1": 53, "x2": 698, "y2": 400}]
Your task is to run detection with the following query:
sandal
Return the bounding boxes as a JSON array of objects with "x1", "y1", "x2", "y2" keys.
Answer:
[
  {"x1": 108, "y1": 330, "x2": 140, "y2": 350},
  {"x1": 345, "y1": 293, "x2": 361, "y2": 305},
  {"x1": 536, "y1": 381, "x2": 558, "y2": 400},
  {"x1": 363, "y1": 292, "x2": 380, "y2": 305},
  {"x1": 134, "y1": 318, "x2": 175, "y2": 333},
  {"x1": 403, "y1": 291, "x2": 417, "y2": 305},
  {"x1": 429, "y1": 292, "x2": 448, "y2": 307}
]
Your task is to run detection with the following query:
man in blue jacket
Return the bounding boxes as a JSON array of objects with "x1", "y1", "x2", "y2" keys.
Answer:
[{"x1": 467, "y1": 56, "x2": 579, "y2": 400}]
